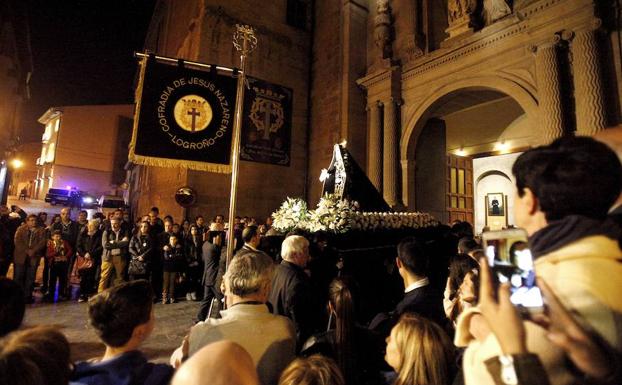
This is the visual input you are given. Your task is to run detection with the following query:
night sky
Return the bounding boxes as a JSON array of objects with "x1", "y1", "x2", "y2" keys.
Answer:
[{"x1": 22, "y1": 0, "x2": 156, "y2": 143}]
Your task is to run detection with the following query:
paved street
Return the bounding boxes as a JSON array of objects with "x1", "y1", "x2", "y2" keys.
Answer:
[
  {"x1": 7, "y1": 196, "x2": 99, "y2": 218},
  {"x1": 23, "y1": 297, "x2": 199, "y2": 364},
  {"x1": 8, "y1": 196, "x2": 198, "y2": 364}
]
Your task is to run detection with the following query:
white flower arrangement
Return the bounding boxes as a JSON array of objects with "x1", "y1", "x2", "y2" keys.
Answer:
[
  {"x1": 306, "y1": 193, "x2": 358, "y2": 234},
  {"x1": 271, "y1": 197, "x2": 310, "y2": 233},
  {"x1": 271, "y1": 195, "x2": 437, "y2": 234}
]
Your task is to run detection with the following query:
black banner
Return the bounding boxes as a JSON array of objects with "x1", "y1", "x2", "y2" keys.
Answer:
[
  {"x1": 129, "y1": 57, "x2": 237, "y2": 172},
  {"x1": 240, "y1": 77, "x2": 292, "y2": 166}
]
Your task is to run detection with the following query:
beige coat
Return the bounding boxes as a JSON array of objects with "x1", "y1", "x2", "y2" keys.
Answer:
[
  {"x1": 13, "y1": 224, "x2": 47, "y2": 265},
  {"x1": 456, "y1": 235, "x2": 622, "y2": 385},
  {"x1": 189, "y1": 303, "x2": 296, "y2": 385}
]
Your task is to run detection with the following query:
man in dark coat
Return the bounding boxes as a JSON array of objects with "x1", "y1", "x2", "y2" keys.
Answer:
[
  {"x1": 0, "y1": 205, "x2": 27, "y2": 276},
  {"x1": 196, "y1": 231, "x2": 223, "y2": 322},
  {"x1": 234, "y1": 226, "x2": 271, "y2": 260},
  {"x1": 151, "y1": 220, "x2": 174, "y2": 301},
  {"x1": 267, "y1": 235, "x2": 315, "y2": 349},
  {"x1": 369, "y1": 237, "x2": 445, "y2": 337},
  {"x1": 51, "y1": 208, "x2": 79, "y2": 249}
]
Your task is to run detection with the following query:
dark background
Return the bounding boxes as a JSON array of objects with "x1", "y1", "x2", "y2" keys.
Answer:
[{"x1": 21, "y1": 0, "x2": 156, "y2": 143}]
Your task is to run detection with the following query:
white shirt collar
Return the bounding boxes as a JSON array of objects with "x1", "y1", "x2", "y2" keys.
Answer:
[{"x1": 404, "y1": 277, "x2": 430, "y2": 293}]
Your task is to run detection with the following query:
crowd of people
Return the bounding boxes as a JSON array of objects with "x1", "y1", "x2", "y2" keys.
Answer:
[{"x1": 1, "y1": 134, "x2": 622, "y2": 385}]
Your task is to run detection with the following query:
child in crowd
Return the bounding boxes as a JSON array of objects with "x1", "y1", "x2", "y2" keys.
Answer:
[
  {"x1": 162, "y1": 234, "x2": 185, "y2": 304},
  {"x1": 71, "y1": 280, "x2": 174, "y2": 385},
  {"x1": 45, "y1": 229, "x2": 73, "y2": 301}
]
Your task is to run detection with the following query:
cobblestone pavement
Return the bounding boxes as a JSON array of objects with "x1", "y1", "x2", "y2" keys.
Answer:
[{"x1": 23, "y1": 297, "x2": 199, "y2": 363}]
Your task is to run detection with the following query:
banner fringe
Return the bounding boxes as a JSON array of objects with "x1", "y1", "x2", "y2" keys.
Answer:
[{"x1": 129, "y1": 153, "x2": 232, "y2": 173}]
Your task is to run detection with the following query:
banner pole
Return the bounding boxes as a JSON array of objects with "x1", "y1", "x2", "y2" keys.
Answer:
[{"x1": 226, "y1": 25, "x2": 257, "y2": 269}]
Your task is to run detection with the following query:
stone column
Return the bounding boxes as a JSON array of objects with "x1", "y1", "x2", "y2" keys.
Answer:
[
  {"x1": 368, "y1": 101, "x2": 382, "y2": 191},
  {"x1": 571, "y1": 21, "x2": 607, "y2": 135},
  {"x1": 534, "y1": 37, "x2": 564, "y2": 143},
  {"x1": 383, "y1": 98, "x2": 398, "y2": 207}
]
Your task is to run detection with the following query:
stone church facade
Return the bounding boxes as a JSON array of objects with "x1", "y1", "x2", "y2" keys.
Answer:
[{"x1": 130, "y1": 0, "x2": 622, "y2": 228}]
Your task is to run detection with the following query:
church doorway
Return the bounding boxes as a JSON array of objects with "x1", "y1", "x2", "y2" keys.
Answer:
[{"x1": 409, "y1": 88, "x2": 534, "y2": 231}]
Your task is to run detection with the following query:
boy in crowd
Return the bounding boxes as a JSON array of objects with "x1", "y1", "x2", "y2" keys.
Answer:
[{"x1": 72, "y1": 279, "x2": 174, "y2": 385}]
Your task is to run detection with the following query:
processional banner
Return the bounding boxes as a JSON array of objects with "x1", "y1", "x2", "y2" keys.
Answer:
[
  {"x1": 129, "y1": 56, "x2": 237, "y2": 172},
  {"x1": 240, "y1": 77, "x2": 292, "y2": 166}
]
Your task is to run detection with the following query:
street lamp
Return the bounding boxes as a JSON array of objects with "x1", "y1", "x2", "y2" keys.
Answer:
[{"x1": 11, "y1": 159, "x2": 23, "y2": 169}]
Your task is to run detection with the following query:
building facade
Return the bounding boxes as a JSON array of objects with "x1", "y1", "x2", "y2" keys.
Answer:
[
  {"x1": 35, "y1": 104, "x2": 134, "y2": 200},
  {"x1": 129, "y1": 0, "x2": 312, "y2": 220},
  {"x1": 10, "y1": 141, "x2": 41, "y2": 198},
  {"x1": 0, "y1": 0, "x2": 33, "y2": 203},
  {"x1": 134, "y1": 0, "x2": 622, "y2": 229}
]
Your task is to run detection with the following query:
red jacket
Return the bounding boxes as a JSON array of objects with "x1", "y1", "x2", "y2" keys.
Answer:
[{"x1": 46, "y1": 239, "x2": 73, "y2": 263}]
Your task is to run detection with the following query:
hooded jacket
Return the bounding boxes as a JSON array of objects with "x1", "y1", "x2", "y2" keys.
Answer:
[{"x1": 456, "y1": 216, "x2": 622, "y2": 385}]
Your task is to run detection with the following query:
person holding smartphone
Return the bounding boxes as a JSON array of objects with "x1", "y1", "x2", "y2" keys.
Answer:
[
  {"x1": 477, "y1": 258, "x2": 620, "y2": 385},
  {"x1": 456, "y1": 137, "x2": 622, "y2": 385}
]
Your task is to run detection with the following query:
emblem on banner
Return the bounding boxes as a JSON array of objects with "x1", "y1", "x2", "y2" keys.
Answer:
[
  {"x1": 174, "y1": 94, "x2": 213, "y2": 133},
  {"x1": 249, "y1": 88, "x2": 285, "y2": 140}
]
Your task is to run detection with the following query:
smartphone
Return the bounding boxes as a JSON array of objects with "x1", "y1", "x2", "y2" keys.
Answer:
[{"x1": 481, "y1": 228, "x2": 543, "y2": 313}]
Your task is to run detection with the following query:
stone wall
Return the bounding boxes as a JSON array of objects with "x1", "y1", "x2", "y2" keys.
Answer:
[{"x1": 135, "y1": 0, "x2": 311, "y2": 221}]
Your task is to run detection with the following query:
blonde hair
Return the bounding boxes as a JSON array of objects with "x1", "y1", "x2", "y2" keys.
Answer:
[
  {"x1": 224, "y1": 252, "x2": 274, "y2": 297},
  {"x1": 392, "y1": 314, "x2": 454, "y2": 385},
  {"x1": 278, "y1": 355, "x2": 344, "y2": 385}
]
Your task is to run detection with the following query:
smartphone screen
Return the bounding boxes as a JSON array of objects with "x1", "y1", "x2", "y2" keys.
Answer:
[{"x1": 482, "y1": 229, "x2": 543, "y2": 311}]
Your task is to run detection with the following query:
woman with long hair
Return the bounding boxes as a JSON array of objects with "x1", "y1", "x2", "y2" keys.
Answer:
[
  {"x1": 385, "y1": 313, "x2": 455, "y2": 385},
  {"x1": 302, "y1": 277, "x2": 384, "y2": 385},
  {"x1": 444, "y1": 254, "x2": 480, "y2": 327},
  {"x1": 184, "y1": 224, "x2": 203, "y2": 301}
]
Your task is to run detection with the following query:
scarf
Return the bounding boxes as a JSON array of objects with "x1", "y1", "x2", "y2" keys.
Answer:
[{"x1": 529, "y1": 215, "x2": 621, "y2": 259}]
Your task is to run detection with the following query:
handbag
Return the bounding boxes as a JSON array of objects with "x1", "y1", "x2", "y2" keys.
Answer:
[
  {"x1": 76, "y1": 255, "x2": 94, "y2": 271},
  {"x1": 129, "y1": 257, "x2": 148, "y2": 276}
]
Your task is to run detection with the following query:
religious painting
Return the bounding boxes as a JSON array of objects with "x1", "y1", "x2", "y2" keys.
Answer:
[
  {"x1": 487, "y1": 193, "x2": 504, "y2": 216},
  {"x1": 129, "y1": 55, "x2": 238, "y2": 172},
  {"x1": 485, "y1": 193, "x2": 508, "y2": 230},
  {"x1": 240, "y1": 77, "x2": 293, "y2": 166}
]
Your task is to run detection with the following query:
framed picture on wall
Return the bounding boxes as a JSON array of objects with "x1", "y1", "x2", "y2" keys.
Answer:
[
  {"x1": 487, "y1": 193, "x2": 504, "y2": 216},
  {"x1": 485, "y1": 193, "x2": 508, "y2": 230}
]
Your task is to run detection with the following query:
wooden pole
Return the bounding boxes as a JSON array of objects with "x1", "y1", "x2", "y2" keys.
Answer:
[{"x1": 226, "y1": 25, "x2": 257, "y2": 268}]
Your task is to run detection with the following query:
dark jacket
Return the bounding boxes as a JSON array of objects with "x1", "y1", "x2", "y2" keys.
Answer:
[
  {"x1": 77, "y1": 230, "x2": 103, "y2": 262},
  {"x1": 201, "y1": 241, "x2": 219, "y2": 286},
  {"x1": 71, "y1": 350, "x2": 173, "y2": 385},
  {"x1": 162, "y1": 243, "x2": 185, "y2": 272},
  {"x1": 369, "y1": 283, "x2": 445, "y2": 337},
  {"x1": 235, "y1": 244, "x2": 271, "y2": 260},
  {"x1": 129, "y1": 233, "x2": 154, "y2": 276},
  {"x1": 101, "y1": 229, "x2": 130, "y2": 262},
  {"x1": 185, "y1": 235, "x2": 202, "y2": 268},
  {"x1": 51, "y1": 220, "x2": 80, "y2": 248},
  {"x1": 268, "y1": 260, "x2": 315, "y2": 345}
]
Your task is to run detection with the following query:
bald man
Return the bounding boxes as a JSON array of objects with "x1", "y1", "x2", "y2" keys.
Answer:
[{"x1": 172, "y1": 341, "x2": 259, "y2": 385}]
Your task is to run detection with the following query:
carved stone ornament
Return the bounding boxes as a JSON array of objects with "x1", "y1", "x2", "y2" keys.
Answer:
[
  {"x1": 482, "y1": 0, "x2": 511, "y2": 26},
  {"x1": 445, "y1": 0, "x2": 476, "y2": 40},
  {"x1": 374, "y1": 0, "x2": 393, "y2": 59}
]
